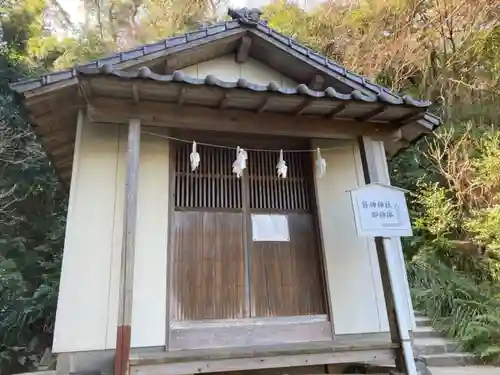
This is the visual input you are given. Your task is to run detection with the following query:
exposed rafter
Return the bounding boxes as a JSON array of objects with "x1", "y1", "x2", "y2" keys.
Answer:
[
  {"x1": 326, "y1": 104, "x2": 347, "y2": 119},
  {"x1": 235, "y1": 35, "x2": 252, "y2": 63},
  {"x1": 356, "y1": 105, "x2": 388, "y2": 122}
]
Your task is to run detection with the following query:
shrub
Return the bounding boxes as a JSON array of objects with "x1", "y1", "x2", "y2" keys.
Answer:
[{"x1": 408, "y1": 257, "x2": 500, "y2": 364}]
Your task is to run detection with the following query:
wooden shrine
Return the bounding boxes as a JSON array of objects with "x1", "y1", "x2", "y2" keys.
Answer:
[{"x1": 11, "y1": 8, "x2": 441, "y2": 375}]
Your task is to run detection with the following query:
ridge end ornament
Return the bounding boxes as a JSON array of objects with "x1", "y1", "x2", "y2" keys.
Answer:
[{"x1": 228, "y1": 7, "x2": 263, "y2": 27}]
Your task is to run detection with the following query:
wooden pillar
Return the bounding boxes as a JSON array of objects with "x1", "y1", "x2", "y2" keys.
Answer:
[
  {"x1": 358, "y1": 137, "x2": 417, "y2": 375},
  {"x1": 115, "y1": 119, "x2": 141, "y2": 375}
]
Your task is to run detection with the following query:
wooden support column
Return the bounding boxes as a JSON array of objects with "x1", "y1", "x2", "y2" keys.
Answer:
[
  {"x1": 358, "y1": 137, "x2": 417, "y2": 375},
  {"x1": 115, "y1": 119, "x2": 141, "y2": 375}
]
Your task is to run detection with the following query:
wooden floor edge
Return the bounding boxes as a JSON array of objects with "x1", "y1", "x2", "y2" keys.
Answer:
[
  {"x1": 130, "y1": 340, "x2": 397, "y2": 365},
  {"x1": 129, "y1": 349, "x2": 396, "y2": 375}
]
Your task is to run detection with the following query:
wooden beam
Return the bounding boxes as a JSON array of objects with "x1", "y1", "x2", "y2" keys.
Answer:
[
  {"x1": 218, "y1": 93, "x2": 228, "y2": 108},
  {"x1": 293, "y1": 99, "x2": 313, "y2": 116},
  {"x1": 131, "y1": 349, "x2": 394, "y2": 375},
  {"x1": 256, "y1": 97, "x2": 269, "y2": 113},
  {"x1": 87, "y1": 98, "x2": 397, "y2": 140},
  {"x1": 177, "y1": 88, "x2": 186, "y2": 106},
  {"x1": 326, "y1": 104, "x2": 347, "y2": 119},
  {"x1": 356, "y1": 105, "x2": 388, "y2": 122},
  {"x1": 115, "y1": 119, "x2": 141, "y2": 375},
  {"x1": 235, "y1": 35, "x2": 252, "y2": 63},
  {"x1": 132, "y1": 84, "x2": 140, "y2": 103}
]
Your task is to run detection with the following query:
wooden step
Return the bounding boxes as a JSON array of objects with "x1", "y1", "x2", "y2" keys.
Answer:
[
  {"x1": 413, "y1": 337, "x2": 458, "y2": 356},
  {"x1": 422, "y1": 352, "x2": 475, "y2": 367},
  {"x1": 415, "y1": 316, "x2": 432, "y2": 327},
  {"x1": 413, "y1": 325, "x2": 443, "y2": 339}
]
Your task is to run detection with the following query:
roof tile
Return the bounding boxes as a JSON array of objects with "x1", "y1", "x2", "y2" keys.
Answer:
[
  {"x1": 256, "y1": 23, "x2": 272, "y2": 35},
  {"x1": 309, "y1": 51, "x2": 326, "y2": 65},
  {"x1": 270, "y1": 29, "x2": 291, "y2": 46},
  {"x1": 326, "y1": 59, "x2": 345, "y2": 75},
  {"x1": 226, "y1": 20, "x2": 241, "y2": 30},
  {"x1": 144, "y1": 41, "x2": 167, "y2": 54},
  {"x1": 45, "y1": 70, "x2": 74, "y2": 84},
  {"x1": 345, "y1": 71, "x2": 364, "y2": 84},
  {"x1": 166, "y1": 35, "x2": 187, "y2": 48},
  {"x1": 120, "y1": 47, "x2": 144, "y2": 61},
  {"x1": 364, "y1": 81, "x2": 382, "y2": 93},
  {"x1": 290, "y1": 40, "x2": 308, "y2": 56},
  {"x1": 98, "y1": 54, "x2": 122, "y2": 66},
  {"x1": 206, "y1": 23, "x2": 227, "y2": 35},
  {"x1": 186, "y1": 29, "x2": 208, "y2": 42}
]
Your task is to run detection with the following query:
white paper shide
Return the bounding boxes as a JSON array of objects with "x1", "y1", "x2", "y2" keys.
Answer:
[
  {"x1": 251, "y1": 214, "x2": 290, "y2": 242},
  {"x1": 348, "y1": 183, "x2": 413, "y2": 237}
]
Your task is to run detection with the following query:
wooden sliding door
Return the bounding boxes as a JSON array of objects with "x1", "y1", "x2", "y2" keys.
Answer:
[
  {"x1": 169, "y1": 140, "x2": 326, "y2": 323},
  {"x1": 169, "y1": 144, "x2": 246, "y2": 321},
  {"x1": 248, "y1": 151, "x2": 325, "y2": 317}
]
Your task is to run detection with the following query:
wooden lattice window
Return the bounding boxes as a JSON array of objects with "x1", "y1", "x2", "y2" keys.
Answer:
[
  {"x1": 174, "y1": 142, "x2": 242, "y2": 210},
  {"x1": 248, "y1": 151, "x2": 311, "y2": 211}
]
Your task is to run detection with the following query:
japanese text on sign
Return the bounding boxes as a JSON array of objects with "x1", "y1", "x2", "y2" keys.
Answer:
[
  {"x1": 348, "y1": 183, "x2": 413, "y2": 237},
  {"x1": 360, "y1": 200, "x2": 399, "y2": 225}
]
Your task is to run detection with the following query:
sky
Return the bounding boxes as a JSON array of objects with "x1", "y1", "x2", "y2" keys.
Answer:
[{"x1": 58, "y1": 0, "x2": 315, "y2": 25}]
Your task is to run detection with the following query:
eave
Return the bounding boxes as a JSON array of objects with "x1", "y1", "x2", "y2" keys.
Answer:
[{"x1": 9, "y1": 16, "x2": 441, "y2": 188}]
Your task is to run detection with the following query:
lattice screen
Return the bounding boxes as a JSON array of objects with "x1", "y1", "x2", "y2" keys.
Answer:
[{"x1": 174, "y1": 142, "x2": 311, "y2": 212}]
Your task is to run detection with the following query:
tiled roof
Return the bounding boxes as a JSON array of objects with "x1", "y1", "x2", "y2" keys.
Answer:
[
  {"x1": 9, "y1": 9, "x2": 438, "y2": 120},
  {"x1": 78, "y1": 64, "x2": 433, "y2": 108}
]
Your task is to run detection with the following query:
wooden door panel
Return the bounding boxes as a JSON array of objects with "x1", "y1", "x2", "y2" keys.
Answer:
[
  {"x1": 170, "y1": 139, "x2": 326, "y2": 322},
  {"x1": 250, "y1": 213, "x2": 326, "y2": 317},
  {"x1": 170, "y1": 211, "x2": 246, "y2": 321}
]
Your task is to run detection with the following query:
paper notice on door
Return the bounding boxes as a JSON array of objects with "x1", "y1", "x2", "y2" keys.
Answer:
[{"x1": 251, "y1": 214, "x2": 290, "y2": 242}]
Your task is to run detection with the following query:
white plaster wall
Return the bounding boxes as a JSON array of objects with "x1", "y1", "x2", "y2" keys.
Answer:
[
  {"x1": 53, "y1": 116, "x2": 170, "y2": 353},
  {"x1": 182, "y1": 55, "x2": 297, "y2": 87},
  {"x1": 312, "y1": 139, "x2": 389, "y2": 334}
]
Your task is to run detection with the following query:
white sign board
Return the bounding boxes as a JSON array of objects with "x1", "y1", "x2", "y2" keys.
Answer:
[
  {"x1": 348, "y1": 183, "x2": 413, "y2": 237},
  {"x1": 251, "y1": 214, "x2": 290, "y2": 242}
]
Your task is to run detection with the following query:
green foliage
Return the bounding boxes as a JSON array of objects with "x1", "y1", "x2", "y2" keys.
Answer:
[
  {"x1": 413, "y1": 183, "x2": 458, "y2": 238},
  {"x1": 0, "y1": 32, "x2": 66, "y2": 374},
  {"x1": 408, "y1": 259, "x2": 500, "y2": 364}
]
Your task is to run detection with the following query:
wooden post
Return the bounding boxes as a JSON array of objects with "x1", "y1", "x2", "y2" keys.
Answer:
[
  {"x1": 358, "y1": 137, "x2": 417, "y2": 375},
  {"x1": 115, "y1": 119, "x2": 141, "y2": 375}
]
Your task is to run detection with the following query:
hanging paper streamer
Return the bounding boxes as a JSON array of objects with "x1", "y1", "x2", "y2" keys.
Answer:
[
  {"x1": 315, "y1": 148, "x2": 327, "y2": 178},
  {"x1": 190, "y1": 141, "x2": 200, "y2": 171},
  {"x1": 276, "y1": 149, "x2": 287, "y2": 178},
  {"x1": 233, "y1": 146, "x2": 248, "y2": 178}
]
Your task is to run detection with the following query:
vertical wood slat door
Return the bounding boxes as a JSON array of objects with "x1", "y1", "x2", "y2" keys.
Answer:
[
  {"x1": 248, "y1": 151, "x2": 326, "y2": 317},
  {"x1": 170, "y1": 142, "x2": 246, "y2": 321},
  {"x1": 170, "y1": 141, "x2": 326, "y2": 322}
]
